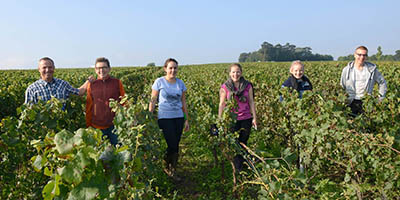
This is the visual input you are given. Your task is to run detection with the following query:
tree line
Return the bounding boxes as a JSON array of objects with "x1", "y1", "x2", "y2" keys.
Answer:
[
  {"x1": 338, "y1": 46, "x2": 400, "y2": 61},
  {"x1": 238, "y1": 42, "x2": 333, "y2": 62}
]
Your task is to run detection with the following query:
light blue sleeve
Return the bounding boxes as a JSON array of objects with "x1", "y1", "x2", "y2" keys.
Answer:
[
  {"x1": 152, "y1": 78, "x2": 161, "y2": 91},
  {"x1": 180, "y1": 79, "x2": 187, "y2": 92}
]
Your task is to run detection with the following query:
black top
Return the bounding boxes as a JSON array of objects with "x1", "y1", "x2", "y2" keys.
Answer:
[{"x1": 282, "y1": 75, "x2": 313, "y2": 92}]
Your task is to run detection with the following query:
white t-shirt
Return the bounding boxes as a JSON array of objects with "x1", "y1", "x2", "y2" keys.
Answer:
[{"x1": 355, "y1": 67, "x2": 368, "y2": 100}]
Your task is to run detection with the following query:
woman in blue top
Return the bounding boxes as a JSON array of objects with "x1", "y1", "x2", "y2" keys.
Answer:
[{"x1": 149, "y1": 58, "x2": 189, "y2": 180}]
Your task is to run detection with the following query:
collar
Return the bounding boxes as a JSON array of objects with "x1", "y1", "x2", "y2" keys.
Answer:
[
  {"x1": 38, "y1": 78, "x2": 56, "y2": 85},
  {"x1": 97, "y1": 75, "x2": 111, "y2": 82}
]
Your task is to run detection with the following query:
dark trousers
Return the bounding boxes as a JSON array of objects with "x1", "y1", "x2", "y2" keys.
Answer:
[
  {"x1": 349, "y1": 99, "x2": 363, "y2": 116},
  {"x1": 232, "y1": 118, "x2": 252, "y2": 171},
  {"x1": 100, "y1": 125, "x2": 118, "y2": 146},
  {"x1": 233, "y1": 118, "x2": 253, "y2": 145},
  {"x1": 158, "y1": 118, "x2": 185, "y2": 156}
]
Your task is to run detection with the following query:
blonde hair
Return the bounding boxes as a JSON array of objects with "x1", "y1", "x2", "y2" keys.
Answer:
[{"x1": 290, "y1": 60, "x2": 304, "y2": 72}]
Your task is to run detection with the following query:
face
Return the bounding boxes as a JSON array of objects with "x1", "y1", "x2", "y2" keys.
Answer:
[
  {"x1": 38, "y1": 60, "x2": 55, "y2": 82},
  {"x1": 354, "y1": 49, "x2": 368, "y2": 65},
  {"x1": 95, "y1": 62, "x2": 111, "y2": 79},
  {"x1": 290, "y1": 64, "x2": 304, "y2": 79},
  {"x1": 229, "y1": 65, "x2": 242, "y2": 82},
  {"x1": 164, "y1": 61, "x2": 178, "y2": 79}
]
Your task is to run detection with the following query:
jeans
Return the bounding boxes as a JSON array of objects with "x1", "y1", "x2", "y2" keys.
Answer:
[{"x1": 100, "y1": 125, "x2": 118, "y2": 146}]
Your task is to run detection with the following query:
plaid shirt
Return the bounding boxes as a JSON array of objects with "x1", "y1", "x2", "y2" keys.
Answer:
[{"x1": 25, "y1": 78, "x2": 79, "y2": 104}]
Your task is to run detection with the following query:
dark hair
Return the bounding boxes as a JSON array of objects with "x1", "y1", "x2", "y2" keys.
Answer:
[
  {"x1": 164, "y1": 58, "x2": 178, "y2": 68},
  {"x1": 95, "y1": 57, "x2": 110, "y2": 68},
  {"x1": 39, "y1": 57, "x2": 54, "y2": 66},
  {"x1": 355, "y1": 46, "x2": 368, "y2": 52},
  {"x1": 229, "y1": 63, "x2": 242, "y2": 73}
]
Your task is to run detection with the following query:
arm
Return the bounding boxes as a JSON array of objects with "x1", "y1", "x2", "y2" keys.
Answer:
[
  {"x1": 85, "y1": 83, "x2": 93, "y2": 127},
  {"x1": 340, "y1": 67, "x2": 347, "y2": 90},
  {"x1": 118, "y1": 80, "x2": 127, "y2": 106},
  {"x1": 119, "y1": 80, "x2": 126, "y2": 97},
  {"x1": 374, "y1": 68, "x2": 387, "y2": 100},
  {"x1": 181, "y1": 91, "x2": 190, "y2": 132},
  {"x1": 248, "y1": 86, "x2": 257, "y2": 128},
  {"x1": 24, "y1": 87, "x2": 34, "y2": 104},
  {"x1": 218, "y1": 87, "x2": 227, "y2": 118},
  {"x1": 78, "y1": 76, "x2": 95, "y2": 96},
  {"x1": 149, "y1": 89, "x2": 159, "y2": 113}
]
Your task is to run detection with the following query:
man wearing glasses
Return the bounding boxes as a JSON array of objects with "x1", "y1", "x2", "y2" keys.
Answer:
[
  {"x1": 340, "y1": 46, "x2": 387, "y2": 116},
  {"x1": 86, "y1": 57, "x2": 125, "y2": 146}
]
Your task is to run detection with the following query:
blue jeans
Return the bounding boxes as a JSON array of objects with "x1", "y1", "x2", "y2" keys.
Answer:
[{"x1": 100, "y1": 125, "x2": 118, "y2": 146}]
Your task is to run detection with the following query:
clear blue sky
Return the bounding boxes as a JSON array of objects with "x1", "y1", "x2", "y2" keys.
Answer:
[{"x1": 1, "y1": 0, "x2": 399, "y2": 69}]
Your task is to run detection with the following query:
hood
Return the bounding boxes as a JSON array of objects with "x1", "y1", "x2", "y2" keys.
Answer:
[{"x1": 345, "y1": 61, "x2": 376, "y2": 80}]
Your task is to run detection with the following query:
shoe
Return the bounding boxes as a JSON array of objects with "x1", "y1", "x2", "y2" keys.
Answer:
[
  {"x1": 163, "y1": 166, "x2": 182, "y2": 182},
  {"x1": 233, "y1": 155, "x2": 244, "y2": 172}
]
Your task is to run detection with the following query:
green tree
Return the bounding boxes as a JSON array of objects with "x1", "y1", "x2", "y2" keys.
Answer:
[
  {"x1": 147, "y1": 62, "x2": 156, "y2": 67},
  {"x1": 238, "y1": 42, "x2": 333, "y2": 62},
  {"x1": 337, "y1": 54, "x2": 354, "y2": 61},
  {"x1": 394, "y1": 50, "x2": 400, "y2": 61},
  {"x1": 239, "y1": 53, "x2": 250, "y2": 62},
  {"x1": 376, "y1": 46, "x2": 383, "y2": 61}
]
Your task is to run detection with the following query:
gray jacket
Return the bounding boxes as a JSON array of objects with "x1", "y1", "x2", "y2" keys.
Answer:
[{"x1": 340, "y1": 61, "x2": 387, "y2": 102}]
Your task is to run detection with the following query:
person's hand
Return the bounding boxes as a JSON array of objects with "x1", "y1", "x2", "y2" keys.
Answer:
[
  {"x1": 184, "y1": 120, "x2": 190, "y2": 132},
  {"x1": 252, "y1": 118, "x2": 257, "y2": 130},
  {"x1": 88, "y1": 75, "x2": 95, "y2": 83}
]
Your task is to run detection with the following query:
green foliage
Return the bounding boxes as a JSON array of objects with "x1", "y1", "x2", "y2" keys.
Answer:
[{"x1": 1, "y1": 62, "x2": 400, "y2": 199}]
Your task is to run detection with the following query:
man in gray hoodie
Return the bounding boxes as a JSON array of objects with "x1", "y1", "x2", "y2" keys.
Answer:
[{"x1": 340, "y1": 46, "x2": 387, "y2": 116}]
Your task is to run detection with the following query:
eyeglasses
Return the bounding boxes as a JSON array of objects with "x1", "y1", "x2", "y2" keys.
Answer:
[
  {"x1": 356, "y1": 53, "x2": 368, "y2": 57},
  {"x1": 95, "y1": 67, "x2": 109, "y2": 70}
]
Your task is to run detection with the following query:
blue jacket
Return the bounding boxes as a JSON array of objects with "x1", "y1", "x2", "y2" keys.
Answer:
[{"x1": 282, "y1": 75, "x2": 313, "y2": 99}]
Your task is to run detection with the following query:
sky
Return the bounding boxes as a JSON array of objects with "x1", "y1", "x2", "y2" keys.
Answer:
[{"x1": 0, "y1": 0, "x2": 399, "y2": 69}]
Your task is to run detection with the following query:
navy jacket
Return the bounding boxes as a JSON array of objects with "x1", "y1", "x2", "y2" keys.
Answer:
[{"x1": 282, "y1": 75, "x2": 312, "y2": 98}]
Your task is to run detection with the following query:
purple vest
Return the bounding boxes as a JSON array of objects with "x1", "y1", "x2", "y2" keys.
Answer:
[{"x1": 221, "y1": 83, "x2": 252, "y2": 120}]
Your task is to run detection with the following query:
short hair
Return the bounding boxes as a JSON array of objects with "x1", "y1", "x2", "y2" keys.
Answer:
[
  {"x1": 355, "y1": 46, "x2": 368, "y2": 52},
  {"x1": 95, "y1": 57, "x2": 110, "y2": 68},
  {"x1": 39, "y1": 57, "x2": 54, "y2": 66},
  {"x1": 164, "y1": 58, "x2": 178, "y2": 68},
  {"x1": 290, "y1": 60, "x2": 304, "y2": 71},
  {"x1": 229, "y1": 63, "x2": 243, "y2": 72}
]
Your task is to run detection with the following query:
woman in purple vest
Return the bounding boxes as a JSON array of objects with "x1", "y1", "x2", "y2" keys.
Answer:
[{"x1": 218, "y1": 63, "x2": 257, "y2": 172}]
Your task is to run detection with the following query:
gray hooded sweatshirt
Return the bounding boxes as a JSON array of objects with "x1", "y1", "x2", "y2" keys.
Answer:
[{"x1": 340, "y1": 61, "x2": 387, "y2": 103}]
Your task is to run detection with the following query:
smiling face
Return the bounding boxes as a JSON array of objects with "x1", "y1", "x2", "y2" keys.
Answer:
[
  {"x1": 354, "y1": 48, "x2": 368, "y2": 66},
  {"x1": 290, "y1": 63, "x2": 304, "y2": 79},
  {"x1": 229, "y1": 65, "x2": 242, "y2": 82},
  {"x1": 38, "y1": 59, "x2": 55, "y2": 82},
  {"x1": 164, "y1": 61, "x2": 178, "y2": 79},
  {"x1": 95, "y1": 62, "x2": 111, "y2": 79}
]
